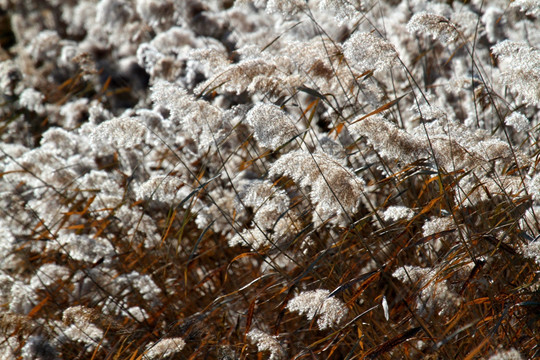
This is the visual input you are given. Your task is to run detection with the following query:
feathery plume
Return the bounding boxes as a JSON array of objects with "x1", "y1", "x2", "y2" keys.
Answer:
[
  {"x1": 407, "y1": 12, "x2": 459, "y2": 44},
  {"x1": 247, "y1": 329, "x2": 285, "y2": 360},
  {"x1": 270, "y1": 149, "x2": 364, "y2": 223},
  {"x1": 343, "y1": 32, "x2": 398, "y2": 75},
  {"x1": 492, "y1": 41, "x2": 540, "y2": 106},
  {"x1": 287, "y1": 289, "x2": 348, "y2": 330},
  {"x1": 246, "y1": 103, "x2": 298, "y2": 150},
  {"x1": 144, "y1": 337, "x2": 186, "y2": 359},
  {"x1": 91, "y1": 117, "x2": 147, "y2": 149}
]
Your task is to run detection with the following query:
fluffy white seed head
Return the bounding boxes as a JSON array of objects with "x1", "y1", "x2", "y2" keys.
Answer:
[{"x1": 286, "y1": 289, "x2": 348, "y2": 330}]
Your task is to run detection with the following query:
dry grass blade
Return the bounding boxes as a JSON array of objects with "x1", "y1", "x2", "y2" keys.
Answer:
[
  {"x1": 349, "y1": 93, "x2": 409, "y2": 125},
  {"x1": 363, "y1": 327, "x2": 422, "y2": 359}
]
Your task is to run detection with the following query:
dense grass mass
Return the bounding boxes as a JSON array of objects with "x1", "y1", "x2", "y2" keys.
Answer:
[{"x1": 0, "y1": 0, "x2": 539, "y2": 359}]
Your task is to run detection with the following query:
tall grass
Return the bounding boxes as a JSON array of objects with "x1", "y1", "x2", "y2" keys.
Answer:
[{"x1": 0, "y1": 0, "x2": 539, "y2": 359}]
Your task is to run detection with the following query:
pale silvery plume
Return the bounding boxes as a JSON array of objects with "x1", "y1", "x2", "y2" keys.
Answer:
[
  {"x1": 0, "y1": 337, "x2": 19, "y2": 360},
  {"x1": 139, "y1": 27, "x2": 216, "y2": 84},
  {"x1": 521, "y1": 206, "x2": 540, "y2": 240},
  {"x1": 189, "y1": 48, "x2": 231, "y2": 77},
  {"x1": 137, "y1": 42, "x2": 163, "y2": 77},
  {"x1": 421, "y1": 216, "x2": 456, "y2": 260},
  {"x1": 246, "y1": 103, "x2": 298, "y2": 151},
  {"x1": 62, "y1": 306, "x2": 105, "y2": 350},
  {"x1": 229, "y1": 180, "x2": 293, "y2": 250},
  {"x1": 58, "y1": 40, "x2": 79, "y2": 69},
  {"x1": 62, "y1": 322, "x2": 105, "y2": 348},
  {"x1": 149, "y1": 80, "x2": 189, "y2": 121},
  {"x1": 382, "y1": 205, "x2": 415, "y2": 222},
  {"x1": 194, "y1": 57, "x2": 302, "y2": 97},
  {"x1": 392, "y1": 265, "x2": 462, "y2": 317},
  {"x1": 30, "y1": 263, "x2": 70, "y2": 290},
  {"x1": 69, "y1": 266, "x2": 115, "y2": 302},
  {"x1": 136, "y1": 175, "x2": 187, "y2": 204},
  {"x1": 238, "y1": 179, "x2": 291, "y2": 230},
  {"x1": 19, "y1": 88, "x2": 45, "y2": 115},
  {"x1": 449, "y1": 5, "x2": 483, "y2": 40},
  {"x1": 7, "y1": 279, "x2": 38, "y2": 314},
  {"x1": 27, "y1": 30, "x2": 62, "y2": 64},
  {"x1": 0, "y1": 223, "x2": 17, "y2": 272},
  {"x1": 416, "y1": 118, "x2": 523, "y2": 171},
  {"x1": 125, "y1": 306, "x2": 148, "y2": 322},
  {"x1": 491, "y1": 41, "x2": 540, "y2": 106},
  {"x1": 49, "y1": 231, "x2": 116, "y2": 265},
  {"x1": 319, "y1": 136, "x2": 346, "y2": 160},
  {"x1": 228, "y1": 216, "x2": 293, "y2": 250},
  {"x1": 116, "y1": 271, "x2": 162, "y2": 305},
  {"x1": 96, "y1": 0, "x2": 134, "y2": 30},
  {"x1": 348, "y1": 115, "x2": 426, "y2": 164},
  {"x1": 135, "y1": 0, "x2": 176, "y2": 30},
  {"x1": 195, "y1": 58, "x2": 275, "y2": 95},
  {"x1": 0, "y1": 60, "x2": 22, "y2": 96},
  {"x1": 407, "y1": 12, "x2": 459, "y2": 44},
  {"x1": 313, "y1": 0, "x2": 362, "y2": 24},
  {"x1": 2, "y1": 143, "x2": 86, "y2": 193},
  {"x1": 247, "y1": 329, "x2": 285, "y2": 360},
  {"x1": 76, "y1": 169, "x2": 124, "y2": 212},
  {"x1": 528, "y1": 173, "x2": 540, "y2": 203},
  {"x1": 150, "y1": 27, "x2": 212, "y2": 56},
  {"x1": 194, "y1": 187, "x2": 239, "y2": 235},
  {"x1": 234, "y1": 0, "x2": 305, "y2": 15},
  {"x1": 266, "y1": 0, "x2": 307, "y2": 15},
  {"x1": 100, "y1": 296, "x2": 149, "y2": 322},
  {"x1": 61, "y1": 2, "x2": 96, "y2": 36},
  {"x1": 422, "y1": 216, "x2": 455, "y2": 238},
  {"x1": 144, "y1": 337, "x2": 186, "y2": 360},
  {"x1": 510, "y1": 0, "x2": 540, "y2": 17},
  {"x1": 519, "y1": 238, "x2": 540, "y2": 266},
  {"x1": 343, "y1": 32, "x2": 399, "y2": 75},
  {"x1": 3, "y1": 0, "x2": 539, "y2": 355},
  {"x1": 410, "y1": 95, "x2": 446, "y2": 121},
  {"x1": 481, "y1": 6, "x2": 505, "y2": 43},
  {"x1": 455, "y1": 173, "x2": 525, "y2": 207},
  {"x1": 40, "y1": 126, "x2": 89, "y2": 158},
  {"x1": 229, "y1": 226, "x2": 271, "y2": 250},
  {"x1": 278, "y1": 38, "x2": 357, "y2": 96},
  {"x1": 269, "y1": 149, "x2": 364, "y2": 224},
  {"x1": 91, "y1": 116, "x2": 147, "y2": 149},
  {"x1": 231, "y1": 179, "x2": 295, "y2": 250},
  {"x1": 58, "y1": 98, "x2": 90, "y2": 129},
  {"x1": 487, "y1": 348, "x2": 524, "y2": 360},
  {"x1": 261, "y1": 251, "x2": 297, "y2": 272},
  {"x1": 287, "y1": 289, "x2": 348, "y2": 330},
  {"x1": 151, "y1": 80, "x2": 229, "y2": 152},
  {"x1": 114, "y1": 206, "x2": 162, "y2": 248},
  {"x1": 351, "y1": 114, "x2": 526, "y2": 176},
  {"x1": 505, "y1": 112, "x2": 530, "y2": 132}
]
